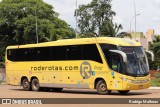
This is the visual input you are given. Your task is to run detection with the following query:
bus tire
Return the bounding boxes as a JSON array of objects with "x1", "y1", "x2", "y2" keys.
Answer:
[
  {"x1": 118, "y1": 90, "x2": 130, "y2": 94},
  {"x1": 22, "y1": 78, "x2": 31, "y2": 91},
  {"x1": 52, "y1": 88, "x2": 63, "y2": 92},
  {"x1": 31, "y1": 78, "x2": 40, "y2": 91},
  {"x1": 96, "y1": 80, "x2": 111, "y2": 95}
]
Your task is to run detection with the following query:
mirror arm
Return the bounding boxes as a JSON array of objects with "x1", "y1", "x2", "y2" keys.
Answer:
[
  {"x1": 145, "y1": 50, "x2": 154, "y2": 61},
  {"x1": 109, "y1": 50, "x2": 127, "y2": 62}
]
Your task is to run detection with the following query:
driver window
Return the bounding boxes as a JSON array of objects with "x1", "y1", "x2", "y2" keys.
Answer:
[{"x1": 111, "y1": 54, "x2": 122, "y2": 73}]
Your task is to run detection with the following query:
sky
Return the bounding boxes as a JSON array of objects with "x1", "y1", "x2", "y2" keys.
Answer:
[{"x1": 43, "y1": 0, "x2": 160, "y2": 34}]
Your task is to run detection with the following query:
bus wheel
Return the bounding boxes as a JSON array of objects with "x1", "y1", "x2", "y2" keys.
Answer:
[
  {"x1": 52, "y1": 88, "x2": 63, "y2": 92},
  {"x1": 22, "y1": 78, "x2": 31, "y2": 91},
  {"x1": 96, "y1": 80, "x2": 111, "y2": 95},
  {"x1": 118, "y1": 90, "x2": 130, "y2": 94},
  {"x1": 31, "y1": 78, "x2": 40, "y2": 91}
]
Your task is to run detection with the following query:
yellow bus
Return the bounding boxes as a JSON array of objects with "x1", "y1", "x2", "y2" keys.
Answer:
[{"x1": 5, "y1": 37, "x2": 154, "y2": 95}]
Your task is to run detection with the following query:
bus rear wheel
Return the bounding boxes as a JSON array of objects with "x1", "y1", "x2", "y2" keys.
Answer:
[
  {"x1": 96, "y1": 80, "x2": 111, "y2": 95},
  {"x1": 22, "y1": 78, "x2": 31, "y2": 91},
  {"x1": 118, "y1": 90, "x2": 130, "y2": 94},
  {"x1": 31, "y1": 78, "x2": 40, "y2": 91}
]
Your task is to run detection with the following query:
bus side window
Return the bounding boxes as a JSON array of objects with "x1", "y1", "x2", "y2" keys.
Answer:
[
  {"x1": 83, "y1": 44, "x2": 102, "y2": 63},
  {"x1": 52, "y1": 46, "x2": 67, "y2": 60},
  {"x1": 37, "y1": 47, "x2": 52, "y2": 61},
  {"x1": 67, "y1": 45, "x2": 82, "y2": 60},
  {"x1": 24, "y1": 48, "x2": 37, "y2": 61},
  {"x1": 7, "y1": 50, "x2": 15, "y2": 61},
  {"x1": 7, "y1": 49, "x2": 25, "y2": 61},
  {"x1": 15, "y1": 49, "x2": 25, "y2": 61}
]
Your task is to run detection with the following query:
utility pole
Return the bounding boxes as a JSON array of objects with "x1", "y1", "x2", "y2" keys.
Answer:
[
  {"x1": 130, "y1": 14, "x2": 140, "y2": 33},
  {"x1": 75, "y1": 0, "x2": 78, "y2": 38},
  {"x1": 132, "y1": 0, "x2": 137, "y2": 32},
  {"x1": 35, "y1": 5, "x2": 38, "y2": 44}
]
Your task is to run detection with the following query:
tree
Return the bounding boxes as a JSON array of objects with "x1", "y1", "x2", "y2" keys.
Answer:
[
  {"x1": 0, "y1": 0, "x2": 76, "y2": 63},
  {"x1": 0, "y1": 0, "x2": 75, "y2": 45},
  {"x1": 75, "y1": 0, "x2": 122, "y2": 36},
  {"x1": 116, "y1": 32, "x2": 131, "y2": 38},
  {"x1": 152, "y1": 35, "x2": 160, "y2": 43},
  {"x1": 148, "y1": 35, "x2": 160, "y2": 70},
  {"x1": 99, "y1": 20, "x2": 123, "y2": 36}
]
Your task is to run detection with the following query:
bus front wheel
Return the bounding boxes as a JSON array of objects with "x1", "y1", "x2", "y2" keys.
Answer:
[
  {"x1": 22, "y1": 78, "x2": 31, "y2": 91},
  {"x1": 118, "y1": 90, "x2": 130, "y2": 94},
  {"x1": 31, "y1": 78, "x2": 40, "y2": 91},
  {"x1": 96, "y1": 80, "x2": 111, "y2": 95}
]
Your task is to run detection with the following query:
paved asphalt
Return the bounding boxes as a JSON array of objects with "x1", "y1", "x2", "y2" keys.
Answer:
[{"x1": 0, "y1": 85, "x2": 160, "y2": 107}]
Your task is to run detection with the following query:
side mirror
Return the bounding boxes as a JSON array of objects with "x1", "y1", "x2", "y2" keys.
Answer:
[
  {"x1": 109, "y1": 50, "x2": 127, "y2": 63},
  {"x1": 145, "y1": 50, "x2": 154, "y2": 61}
]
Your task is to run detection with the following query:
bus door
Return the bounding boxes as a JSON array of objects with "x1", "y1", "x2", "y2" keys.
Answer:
[{"x1": 109, "y1": 52, "x2": 123, "y2": 90}]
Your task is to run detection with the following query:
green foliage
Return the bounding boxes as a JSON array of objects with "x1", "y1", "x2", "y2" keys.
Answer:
[
  {"x1": 77, "y1": 33, "x2": 98, "y2": 38},
  {"x1": 0, "y1": 0, "x2": 76, "y2": 62},
  {"x1": 154, "y1": 72, "x2": 160, "y2": 78},
  {"x1": 75, "y1": 0, "x2": 122, "y2": 37},
  {"x1": 148, "y1": 35, "x2": 160, "y2": 70},
  {"x1": 116, "y1": 32, "x2": 132, "y2": 38},
  {"x1": 99, "y1": 20, "x2": 123, "y2": 37},
  {"x1": 0, "y1": 0, "x2": 75, "y2": 44},
  {"x1": 150, "y1": 78, "x2": 160, "y2": 87}
]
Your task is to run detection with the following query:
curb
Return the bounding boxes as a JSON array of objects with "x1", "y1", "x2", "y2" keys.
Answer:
[{"x1": 149, "y1": 87, "x2": 160, "y2": 89}]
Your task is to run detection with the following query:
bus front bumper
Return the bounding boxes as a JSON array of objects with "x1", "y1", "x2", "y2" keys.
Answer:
[{"x1": 123, "y1": 80, "x2": 150, "y2": 90}]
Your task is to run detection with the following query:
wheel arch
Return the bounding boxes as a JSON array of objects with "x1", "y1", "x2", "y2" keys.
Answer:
[
  {"x1": 94, "y1": 77, "x2": 106, "y2": 89},
  {"x1": 21, "y1": 76, "x2": 28, "y2": 85},
  {"x1": 30, "y1": 76, "x2": 38, "y2": 82}
]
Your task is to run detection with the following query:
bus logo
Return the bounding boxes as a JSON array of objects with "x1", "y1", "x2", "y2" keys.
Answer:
[{"x1": 80, "y1": 61, "x2": 92, "y2": 79}]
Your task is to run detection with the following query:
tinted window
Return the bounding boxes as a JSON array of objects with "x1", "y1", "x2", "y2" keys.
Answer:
[
  {"x1": 83, "y1": 44, "x2": 102, "y2": 63},
  {"x1": 24, "y1": 48, "x2": 37, "y2": 61},
  {"x1": 7, "y1": 44, "x2": 103, "y2": 63},
  {"x1": 7, "y1": 48, "x2": 25, "y2": 61},
  {"x1": 67, "y1": 45, "x2": 82, "y2": 60},
  {"x1": 37, "y1": 47, "x2": 51, "y2": 61},
  {"x1": 52, "y1": 46, "x2": 66, "y2": 60},
  {"x1": 7, "y1": 49, "x2": 16, "y2": 61},
  {"x1": 16, "y1": 49, "x2": 25, "y2": 61}
]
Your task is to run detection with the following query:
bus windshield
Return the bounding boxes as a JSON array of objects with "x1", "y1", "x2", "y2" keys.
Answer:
[{"x1": 119, "y1": 46, "x2": 149, "y2": 77}]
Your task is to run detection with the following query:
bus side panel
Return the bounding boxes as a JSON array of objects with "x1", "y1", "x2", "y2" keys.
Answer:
[
  {"x1": 39, "y1": 62, "x2": 62, "y2": 88},
  {"x1": 60, "y1": 61, "x2": 108, "y2": 89},
  {"x1": 6, "y1": 62, "x2": 24, "y2": 86}
]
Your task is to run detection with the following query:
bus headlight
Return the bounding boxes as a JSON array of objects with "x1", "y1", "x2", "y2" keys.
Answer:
[
  {"x1": 121, "y1": 77, "x2": 131, "y2": 82},
  {"x1": 120, "y1": 77, "x2": 149, "y2": 84}
]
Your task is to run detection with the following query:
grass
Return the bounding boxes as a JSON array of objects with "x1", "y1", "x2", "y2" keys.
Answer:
[
  {"x1": 0, "y1": 80, "x2": 6, "y2": 85},
  {"x1": 150, "y1": 77, "x2": 160, "y2": 87},
  {"x1": 0, "y1": 81, "x2": 3, "y2": 84}
]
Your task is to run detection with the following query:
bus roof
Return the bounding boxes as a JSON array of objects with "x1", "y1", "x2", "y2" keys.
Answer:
[{"x1": 6, "y1": 37, "x2": 141, "y2": 49}]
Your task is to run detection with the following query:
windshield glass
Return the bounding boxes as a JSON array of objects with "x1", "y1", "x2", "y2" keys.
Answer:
[{"x1": 119, "y1": 46, "x2": 149, "y2": 76}]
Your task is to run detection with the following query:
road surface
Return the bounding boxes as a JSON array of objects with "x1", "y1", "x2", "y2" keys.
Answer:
[{"x1": 0, "y1": 84, "x2": 160, "y2": 107}]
